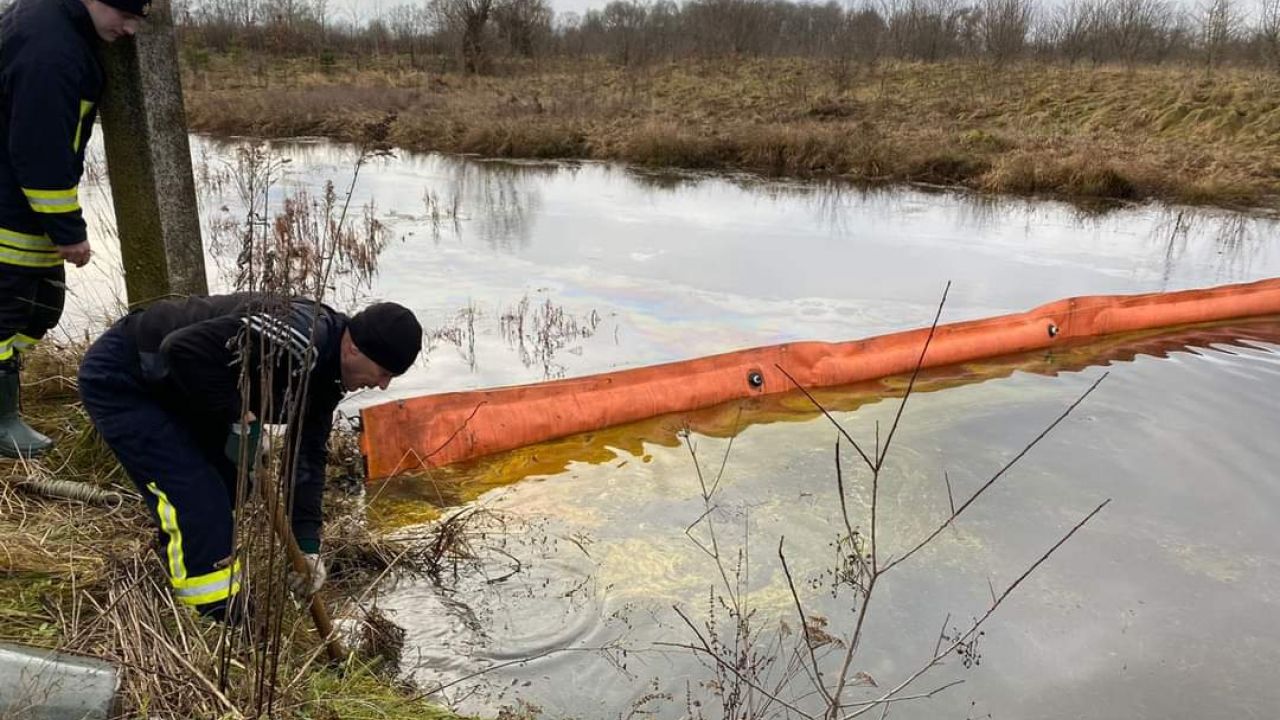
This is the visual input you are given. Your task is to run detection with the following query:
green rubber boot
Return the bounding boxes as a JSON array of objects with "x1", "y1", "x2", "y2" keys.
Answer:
[{"x1": 0, "y1": 359, "x2": 53, "y2": 459}]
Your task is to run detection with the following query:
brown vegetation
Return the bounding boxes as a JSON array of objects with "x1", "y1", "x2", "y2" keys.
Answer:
[
  {"x1": 184, "y1": 55, "x2": 1280, "y2": 208},
  {"x1": 171, "y1": 0, "x2": 1280, "y2": 207},
  {"x1": 0, "y1": 344, "x2": 464, "y2": 718},
  {"x1": 0, "y1": 175, "x2": 461, "y2": 719}
]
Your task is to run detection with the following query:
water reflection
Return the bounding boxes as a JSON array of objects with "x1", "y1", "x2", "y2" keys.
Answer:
[
  {"x1": 63, "y1": 134, "x2": 1280, "y2": 426},
  {"x1": 78, "y1": 136, "x2": 1280, "y2": 326},
  {"x1": 174, "y1": 137, "x2": 1280, "y2": 353},
  {"x1": 63, "y1": 133, "x2": 1280, "y2": 718},
  {"x1": 451, "y1": 160, "x2": 547, "y2": 252},
  {"x1": 1153, "y1": 210, "x2": 1191, "y2": 289},
  {"x1": 623, "y1": 166, "x2": 703, "y2": 192},
  {"x1": 380, "y1": 319, "x2": 1280, "y2": 719}
]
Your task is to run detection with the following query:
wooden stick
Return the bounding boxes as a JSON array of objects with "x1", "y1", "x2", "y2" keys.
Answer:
[{"x1": 256, "y1": 469, "x2": 347, "y2": 664}]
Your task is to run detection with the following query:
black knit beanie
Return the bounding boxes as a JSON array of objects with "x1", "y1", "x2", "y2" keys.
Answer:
[
  {"x1": 99, "y1": 0, "x2": 152, "y2": 16},
  {"x1": 348, "y1": 302, "x2": 422, "y2": 375}
]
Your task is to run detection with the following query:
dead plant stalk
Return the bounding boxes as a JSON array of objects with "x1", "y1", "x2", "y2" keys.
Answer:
[{"x1": 673, "y1": 281, "x2": 1110, "y2": 719}]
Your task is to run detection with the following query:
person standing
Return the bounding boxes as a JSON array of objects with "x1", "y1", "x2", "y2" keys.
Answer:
[{"x1": 0, "y1": 0, "x2": 148, "y2": 457}]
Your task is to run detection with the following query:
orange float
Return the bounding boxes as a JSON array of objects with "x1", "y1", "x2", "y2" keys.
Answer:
[{"x1": 360, "y1": 277, "x2": 1280, "y2": 480}]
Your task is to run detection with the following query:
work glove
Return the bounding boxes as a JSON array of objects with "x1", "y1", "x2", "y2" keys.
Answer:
[
  {"x1": 287, "y1": 552, "x2": 327, "y2": 600},
  {"x1": 223, "y1": 420, "x2": 262, "y2": 470}
]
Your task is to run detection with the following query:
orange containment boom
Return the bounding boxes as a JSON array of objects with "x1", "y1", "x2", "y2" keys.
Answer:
[{"x1": 360, "y1": 277, "x2": 1280, "y2": 480}]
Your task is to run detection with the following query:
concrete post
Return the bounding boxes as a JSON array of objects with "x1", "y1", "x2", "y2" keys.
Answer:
[{"x1": 98, "y1": 0, "x2": 207, "y2": 306}]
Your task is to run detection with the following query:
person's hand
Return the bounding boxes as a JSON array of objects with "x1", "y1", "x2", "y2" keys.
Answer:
[
  {"x1": 223, "y1": 420, "x2": 262, "y2": 470},
  {"x1": 57, "y1": 241, "x2": 91, "y2": 268},
  {"x1": 287, "y1": 553, "x2": 326, "y2": 600}
]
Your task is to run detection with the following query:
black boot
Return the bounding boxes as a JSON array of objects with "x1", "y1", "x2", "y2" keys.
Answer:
[{"x1": 0, "y1": 357, "x2": 53, "y2": 459}]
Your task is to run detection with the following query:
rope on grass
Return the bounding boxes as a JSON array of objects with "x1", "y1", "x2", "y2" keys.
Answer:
[{"x1": 18, "y1": 477, "x2": 125, "y2": 507}]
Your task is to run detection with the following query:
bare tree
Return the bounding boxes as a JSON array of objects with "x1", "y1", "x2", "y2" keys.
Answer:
[
  {"x1": 493, "y1": 0, "x2": 554, "y2": 58},
  {"x1": 599, "y1": 0, "x2": 650, "y2": 66},
  {"x1": 554, "y1": 11, "x2": 589, "y2": 59},
  {"x1": 848, "y1": 3, "x2": 888, "y2": 66},
  {"x1": 980, "y1": 0, "x2": 1035, "y2": 64},
  {"x1": 385, "y1": 4, "x2": 433, "y2": 62},
  {"x1": 684, "y1": 0, "x2": 774, "y2": 56},
  {"x1": 313, "y1": 0, "x2": 328, "y2": 45},
  {"x1": 168, "y1": 0, "x2": 1280, "y2": 71},
  {"x1": 431, "y1": 0, "x2": 496, "y2": 72},
  {"x1": 1042, "y1": 0, "x2": 1100, "y2": 64},
  {"x1": 1199, "y1": 0, "x2": 1241, "y2": 70},
  {"x1": 1097, "y1": 0, "x2": 1173, "y2": 66},
  {"x1": 828, "y1": 2, "x2": 887, "y2": 86},
  {"x1": 646, "y1": 0, "x2": 682, "y2": 58},
  {"x1": 1259, "y1": 0, "x2": 1280, "y2": 69},
  {"x1": 886, "y1": 0, "x2": 967, "y2": 61}
]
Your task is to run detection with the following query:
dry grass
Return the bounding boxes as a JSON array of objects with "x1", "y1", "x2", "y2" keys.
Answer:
[
  {"x1": 183, "y1": 55, "x2": 1280, "y2": 209},
  {"x1": 0, "y1": 342, "x2": 470, "y2": 719}
]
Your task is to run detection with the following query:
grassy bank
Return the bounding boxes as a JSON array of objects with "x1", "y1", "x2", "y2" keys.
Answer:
[
  {"x1": 183, "y1": 55, "x2": 1280, "y2": 209},
  {"x1": 0, "y1": 343, "x2": 466, "y2": 719}
]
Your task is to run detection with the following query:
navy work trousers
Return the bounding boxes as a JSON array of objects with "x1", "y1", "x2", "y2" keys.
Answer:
[
  {"x1": 78, "y1": 322, "x2": 243, "y2": 616},
  {"x1": 0, "y1": 267, "x2": 64, "y2": 363}
]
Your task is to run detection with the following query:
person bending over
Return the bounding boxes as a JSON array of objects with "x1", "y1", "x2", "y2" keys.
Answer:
[{"x1": 78, "y1": 293, "x2": 422, "y2": 619}]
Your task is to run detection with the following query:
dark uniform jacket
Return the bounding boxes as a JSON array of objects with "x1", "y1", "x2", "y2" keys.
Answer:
[
  {"x1": 121, "y1": 293, "x2": 349, "y2": 550},
  {"x1": 0, "y1": 0, "x2": 102, "y2": 272}
]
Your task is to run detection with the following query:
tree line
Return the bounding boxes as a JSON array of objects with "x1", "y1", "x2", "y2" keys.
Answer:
[{"x1": 166, "y1": 0, "x2": 1280, "y2": 72}]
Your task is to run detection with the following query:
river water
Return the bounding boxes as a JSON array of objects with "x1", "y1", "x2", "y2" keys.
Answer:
[{"x1": 76, "y1": 136, "x2": 1280, "y2": 718}]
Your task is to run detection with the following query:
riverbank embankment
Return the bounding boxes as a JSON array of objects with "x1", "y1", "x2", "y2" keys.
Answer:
[{"x1": 184, "y1": 56, "x2": 1280, "y2": 209}]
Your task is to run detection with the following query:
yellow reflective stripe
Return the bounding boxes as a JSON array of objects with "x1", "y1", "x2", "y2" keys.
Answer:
[
  {"x1": 0, "y1": 245, "x2": 62, "y2": 268},
  {"x1": 146, "y1": 482, "x2": 187, "y2": 582},
  {"x1": 0, "y1": 336, "x2": 14, "y2": 361},
  {"x1": 73, "y1": 100, "x2": 94, "y2": 152},
  {"x1": 21, "y1": 187, "x2": 77, "y2": 200},
  {"x1": 0, "y1": 227, "x2": 54, "y2": 251},
  {"x1": 22, "y1": 187, "x2": 80, "y2": 214},
  {"x1": 0, "y1": 226, "x2": 59, "y2": 268},
  {"x1": 12, "y1": 334, "x2": 37, "y2": 351},
  {"x1": 172, "y1": 561, "x2": 241, "y2": 606}
]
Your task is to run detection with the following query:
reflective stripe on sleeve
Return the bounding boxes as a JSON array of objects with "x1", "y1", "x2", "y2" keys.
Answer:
[
  {"x1": 0, "y1": 227, "x2": 56, "y2": 251},
  {"x1": 22, "y1": 187, "x2": 80, "y2": 214},
  {"x1": 73, "y1": 100, "x2": 94, "y2": 152},
  {"x1": 0, "y1": 245, "x2": 61, "y2": 268}
]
